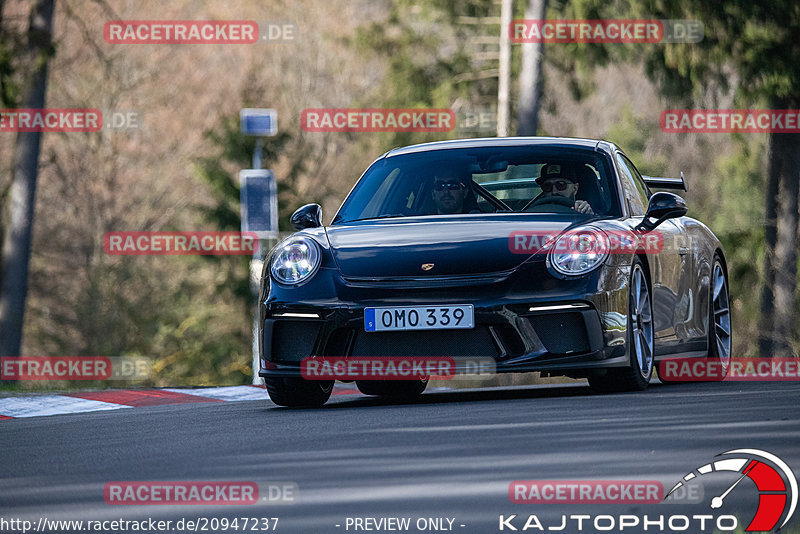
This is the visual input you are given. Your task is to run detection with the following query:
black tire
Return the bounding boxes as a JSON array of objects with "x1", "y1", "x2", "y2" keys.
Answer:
[
  {"x1": 265, "y1": 376, "x2": 333, "y2": 407},
  {"x1": 589, "y1": 258, "x2": 654, "y2": 393},
  {"x1": 356, "y1": 378, "x2": 429, "y2": 398},
  {"x1": 706, "y1": 254, "x2": 732, "y2": 380}
]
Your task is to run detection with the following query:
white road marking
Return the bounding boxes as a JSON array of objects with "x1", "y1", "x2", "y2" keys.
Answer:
[
  {"x1": 0, "y1": 395, "x2": 132, "y2": 418},
  {"x1": 164, "y1": 385, "x2": 270, "y2": 401}
]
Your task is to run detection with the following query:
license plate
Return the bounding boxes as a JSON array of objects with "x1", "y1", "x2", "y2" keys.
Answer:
[{"x1": 364, "y1": 305, "x2": 474, "y2": 332}]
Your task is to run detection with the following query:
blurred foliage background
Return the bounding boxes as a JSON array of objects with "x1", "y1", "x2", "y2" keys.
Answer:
[{"x1": 0, "y1": 0, "x2": 795, "y2": 388}]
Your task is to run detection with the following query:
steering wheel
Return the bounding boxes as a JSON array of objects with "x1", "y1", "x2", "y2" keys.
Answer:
[{"x1": 523, "y1": 194, "x2": 576, "y2": 212}]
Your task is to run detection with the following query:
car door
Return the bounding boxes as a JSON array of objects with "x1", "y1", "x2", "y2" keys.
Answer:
[{"x1": 614, "y1": 152, "x2": 689, "y2": 353}]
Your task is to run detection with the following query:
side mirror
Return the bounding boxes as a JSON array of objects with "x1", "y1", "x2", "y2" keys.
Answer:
[
  {"x1": 636, "y1": 192, "x2": 687, "y2": 232},
  {"x1": 290, "y1": 203, "x2": 322, "y2": 230}
]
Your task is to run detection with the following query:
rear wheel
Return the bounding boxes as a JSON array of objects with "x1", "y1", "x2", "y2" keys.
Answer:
[
  {"x1": 589, "y1": 259, "x2": 654, "y2": 393},
  {"x1": 356, "y1": 378, "x2": 428, "y2": 398},
  {"x1": 265, "y1": 376, "x2": 333, "y2": 407},
  {"x1": 657, "y1": 254, "x2": 731, "y2": 384},
  {"x1": 707, "y1": 256, "x2": 732, "y2": 378}
]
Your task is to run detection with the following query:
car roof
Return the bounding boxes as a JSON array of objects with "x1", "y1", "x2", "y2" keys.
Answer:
[{"x1": 384, "y1": 136, "x2": 618, "y2": 158}]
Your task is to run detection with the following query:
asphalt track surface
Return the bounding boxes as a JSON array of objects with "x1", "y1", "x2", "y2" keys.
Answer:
[{"x1": 2, "y1": 380, "x2": 799, "y2": 534}]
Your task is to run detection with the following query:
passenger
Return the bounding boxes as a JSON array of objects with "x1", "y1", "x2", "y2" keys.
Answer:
[{"x1": 431, "y1": 169, "x2": 470, "y2": 214}]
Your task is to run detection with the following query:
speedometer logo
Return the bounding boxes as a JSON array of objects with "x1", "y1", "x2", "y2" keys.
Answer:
[{"x1": 666, "y1": 449, "x2": 797, "y2": 531}]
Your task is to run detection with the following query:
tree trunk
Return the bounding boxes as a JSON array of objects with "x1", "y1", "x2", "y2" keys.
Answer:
[
  {"x1": 770, "y1": 133, "x2": 800, "y2": 357},
  {"x1": 496, "y1": 0, "x2": 513, "y2": 137},
  {"x1": 516, "y1": 0, "x2": 547, "y2": 136},
  {"x1": 758, "y1": 133, "x2": 781, "y2": 356},
  {"x1": 758, "y1": 103, "x2": 800, "y2": 358},
  {"x1": 0, "y1": 0, "x2": 56, "y2": 360}
]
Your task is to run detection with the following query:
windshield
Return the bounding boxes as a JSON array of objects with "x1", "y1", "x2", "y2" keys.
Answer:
[{"x1": 332, "y1": 146, "x2": 620, "y2": 224}]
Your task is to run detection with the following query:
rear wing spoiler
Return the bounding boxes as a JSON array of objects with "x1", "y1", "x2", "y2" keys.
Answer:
[{"x1": 642, "y1": 172, "x2": 687, "y2": 191}]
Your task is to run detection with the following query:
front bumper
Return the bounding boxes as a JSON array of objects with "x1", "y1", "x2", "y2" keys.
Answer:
[{"x1": 258, "y1": 299, "x2": 629, "y2": 379}]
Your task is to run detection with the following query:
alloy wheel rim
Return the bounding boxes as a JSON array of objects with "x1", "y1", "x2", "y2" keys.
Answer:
[
  {"x1": 631, "y1": 265, "x2": 654, "y2": 378},
  {"x1": 712, "y1": 262, "x2": 732, "y2": 370}
]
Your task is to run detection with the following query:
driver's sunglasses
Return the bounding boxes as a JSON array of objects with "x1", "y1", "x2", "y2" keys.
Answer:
[
  {"x1": 540, "y1": 180, "x2": 572, "y2": 192},
  {"x1": 434, "y1": 181, "x2": 465, "y2": 192}
]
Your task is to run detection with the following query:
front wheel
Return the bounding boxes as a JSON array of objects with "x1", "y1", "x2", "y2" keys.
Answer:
[
  {"x1": 265, "y1": 376, "x2": 333, "y2": 407},
  {"x1": 589, "y1": 259, "x2": 654, "y2": 393}
]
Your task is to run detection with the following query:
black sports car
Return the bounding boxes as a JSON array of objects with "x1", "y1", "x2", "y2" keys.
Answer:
[{"x1": 258, "y1": 137, "x2": 731, "y2": 407}]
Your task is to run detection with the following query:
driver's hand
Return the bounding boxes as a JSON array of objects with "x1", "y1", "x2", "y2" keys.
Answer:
[{"x1": 574, "y1": 200, "x2": 594, "y2": 214}]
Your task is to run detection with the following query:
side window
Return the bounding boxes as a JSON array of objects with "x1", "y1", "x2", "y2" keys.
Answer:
[
  {"x1": 620, "y1": 154, "x2": 651, "y2": 205},
  {"x1": 615, "y1": 153, "x2": 647, "y2": 216}
]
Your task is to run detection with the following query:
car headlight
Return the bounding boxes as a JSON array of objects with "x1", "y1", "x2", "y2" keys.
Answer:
[
  {"x1": 547, "y1": 227, "x2": 609, "y2": 276},
  {"x1": 270, "y1": 236, "x2": 321, "y2": 285}
]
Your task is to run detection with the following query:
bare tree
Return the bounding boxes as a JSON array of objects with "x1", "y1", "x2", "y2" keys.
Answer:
[
  {"x1": 516, "y1": 0, "x2": 546, "y2": 136},
  {"x1": 0, "y1": 0, "x2": 55, "y2": 358},
  {"x1": 496, "y1": 0, "x2": 512, "y2": 137}
]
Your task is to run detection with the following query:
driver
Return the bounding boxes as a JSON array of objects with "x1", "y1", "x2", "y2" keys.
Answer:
[{"x1": 529, "y1": 164, "x2": 594, "y2": 214}]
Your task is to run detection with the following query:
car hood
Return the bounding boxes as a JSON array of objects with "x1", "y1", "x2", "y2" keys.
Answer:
[{"x1": 324, "y1": 216, "x2": 578, "y2": 278}]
